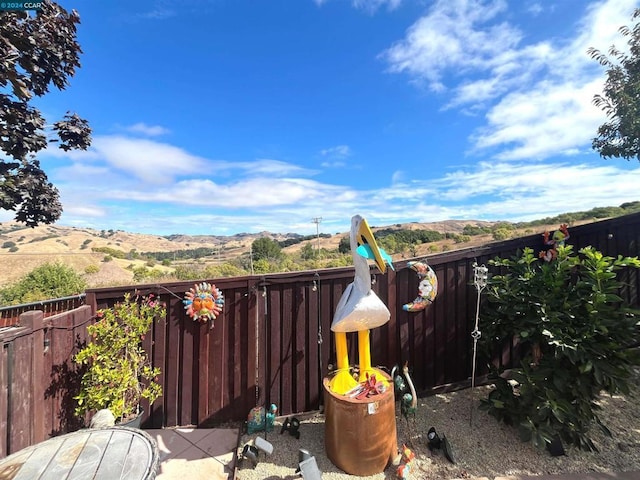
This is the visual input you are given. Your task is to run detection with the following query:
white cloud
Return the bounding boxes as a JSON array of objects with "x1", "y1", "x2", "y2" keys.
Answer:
[
  {"x1": 91, "y1": 136, "x2": 209, "y2": 184},
  {"x1": 137, "y1": 8, "x2": 175, "y2": 19},
  {"x1": 126, "y1": 123, "x2": 170, "y2": 136},
  {"x1": 471, "y1": 79, "x2": 604, "y2": 160},
  {"x1": 242, "y1": 159, "x2": 317, "y2": 176},
  {"x1": 313, "y1": 0, "x2": 401, "y2": 12},
  {"x1": 381, "y1": 0, "x2": 519, "y2": 92},
  {"x1": 352, "y1": 0, "x2": 401, "y2": 13},
  {"x1": 107, "y1": 177, "x2": 355, "y2": 208},
  {"x1": 62, "y1": 204, "x2": 107, "y2": 218},
  {"x1": 381, "y1": 0, "x2": 638, "y2": 161},
  {"x1": 527, "y1": 3, "x2": 544, "y2": 15},
  {"x1": 321, "y1": 145, "x2": 352, "y2": 158},
  {"x1": 40, "y1": 137, "x2": 640, "y2": 236},
  {"x1": 321, "y1": 161, "x2": 346, "y2": 168}
]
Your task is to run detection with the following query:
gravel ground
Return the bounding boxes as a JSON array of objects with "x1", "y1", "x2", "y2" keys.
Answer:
[{"x1": 235, "y1": 369, "x2": 640, "y2": 479}]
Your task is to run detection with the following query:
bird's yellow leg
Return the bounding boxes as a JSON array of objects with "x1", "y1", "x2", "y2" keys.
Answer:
[
  {"x1": 329, "y1": 331, "x2": 358, "y2": 395},
  {"x1": 358, "y1": 329, "x2": 375, "y2": 382},
  {"x1": 358, "y1": 330, "x2": 388, "y2": 385}
]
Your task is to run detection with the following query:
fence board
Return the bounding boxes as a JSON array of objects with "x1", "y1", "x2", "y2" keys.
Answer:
[
  {"x1": 9, "y1": 333, "x2": 32, "y2": 452},
  {"x1": 164, "y1": 297, "x2": 182, "y2": 427},
  {"x1": 227, "y1": 289, "x2": 240, "y2": 422},
  {"x1": 0, "y1": 329, "x2": 12, "y2": 457},
  {"x1": 295, "y1": 283, "x2": 307, "y2": 414},
  {"x1": 180, "y1": 314, "x2": 196, "y2": 426},
  {"x1": 149, "y1": 295, "x2": 168, "y2": 428},
  {"x1": 243, "y1": 284, "x2": 258, "y2": 421},
  {"x1": 306, "y1": 278, "x2": 320, "y2": 411}
]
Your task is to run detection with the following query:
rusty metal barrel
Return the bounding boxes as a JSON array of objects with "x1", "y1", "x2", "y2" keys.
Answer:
[{"x1": 323, "y1": 373, "x2": 398, "y2": 476}]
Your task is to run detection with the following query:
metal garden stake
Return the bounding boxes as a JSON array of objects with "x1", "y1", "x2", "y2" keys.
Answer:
[{"x1": 470, "y1": 261, "x2": 488, "y2": 426}]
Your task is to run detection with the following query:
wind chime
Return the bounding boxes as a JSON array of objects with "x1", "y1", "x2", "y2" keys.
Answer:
[{"x1": 469, "y1": 261, "x2": 488, "y2": 426}]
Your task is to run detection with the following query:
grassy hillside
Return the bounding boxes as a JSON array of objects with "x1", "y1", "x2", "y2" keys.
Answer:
[{"x1": 0, "y1": 201, "x2": 638, "y2": 291}]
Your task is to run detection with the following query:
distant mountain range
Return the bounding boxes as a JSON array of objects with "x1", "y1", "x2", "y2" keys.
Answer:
[
  {"x1": 1, "y1": 200, "x2": 638, "y2": 289},
  {"x1": 0, "y1": 219, "x2": 498, "y2": 288}
]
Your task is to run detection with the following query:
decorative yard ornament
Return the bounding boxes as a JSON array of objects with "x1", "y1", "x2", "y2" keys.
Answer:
[
  {"x1": 183, "y1": 282, "x2": 224, "y2": 325},
  {"x1": 390, "y1": 363, "x2": 418, "y2": 424},
  {"x1": 470, "y1": 261, "x2": 488, "y2": 426},
  {"x1": 403, "y1": 260, "x2": 438, "y2": 312},
  {"x1": 329, "y1": 214, "x2": 394, "y2": 394},
  {"x1": 539, "y1": 224, "x2": 570, "y2": 262},
  {"x1": 324, "y1": 214, "x2": 399, "y2": 477},
  {"x1": 247, "y1": 403, "x2": 278, "y2": 434},
  {"x1": 400, "y1": 363, "x2": 417, "y2": 423},
  {"x1": 395, "y1": 444, "x2": 416, "y2": 479},
  {"x1": 281, "y1": 416, "x2": 301, "y2": 439}
]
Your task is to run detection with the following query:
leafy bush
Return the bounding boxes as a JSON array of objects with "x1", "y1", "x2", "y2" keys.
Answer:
[
  {"x1": 479, "y1": 246, "x2": 640, "y2": 451},
  {"x1": 492, "y1": 228, "x2": 512, "y2": 241},
  {"x1": 252, "y1": 237, "x2": 282, "y2": 261},
  {"x1": 84, "y1": 264, "x2": 100, "y2": 274},
  {"x1": 0, "y1": 262, "x2": 87, "y2": 304},
  {"x1": 74, "y1": 293, "x2": 164, "y2": 421},
  {"x1": 92, "y1": 246, "x2": 126, "y2": 258},
  {"x1": 204, "y1": 263, "x2": 246, "y2": 278}
]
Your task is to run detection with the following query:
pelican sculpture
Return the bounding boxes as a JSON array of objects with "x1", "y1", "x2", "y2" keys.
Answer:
[{"x1": 329, "y1": 215, "x2": 394, "y2": 395}]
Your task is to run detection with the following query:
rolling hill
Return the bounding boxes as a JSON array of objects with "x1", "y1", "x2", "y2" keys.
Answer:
[{"x1": 3, "y1": 200, "x2": 638, "y2": 290}]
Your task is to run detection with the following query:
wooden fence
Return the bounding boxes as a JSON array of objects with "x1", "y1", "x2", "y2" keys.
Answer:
[
  {"x1": 0, "y1": 295, "x2": 87, "y2": 328},
  {"x1": 1, "y1": 213, "x2": 638, "y2": 456},
  {"x1": 0, "y1": 307, "x2": 93, "y2": 457}
]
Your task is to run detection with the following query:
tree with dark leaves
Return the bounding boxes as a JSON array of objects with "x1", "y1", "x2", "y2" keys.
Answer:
[
  {"x1": 1, "y1": 2, "x2": 91, "y2": 227},
  {"x1": 588, "y1": 8, "x2": 640, "y2": 162}
]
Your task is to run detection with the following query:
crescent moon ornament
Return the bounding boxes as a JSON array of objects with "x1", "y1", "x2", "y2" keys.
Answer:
[{"x1": 403, "y1": 261, "x2": 437, "y2": 312}]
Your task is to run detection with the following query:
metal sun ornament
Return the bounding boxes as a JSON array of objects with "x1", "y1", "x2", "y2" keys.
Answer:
[{"x1": 183, "y1": 282, "x2": 224, "y2": 326}]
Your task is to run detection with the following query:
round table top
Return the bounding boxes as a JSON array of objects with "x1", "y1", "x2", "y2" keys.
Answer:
[{"x1": 0, "y1": 427, "x2": 159, "y2": 480}]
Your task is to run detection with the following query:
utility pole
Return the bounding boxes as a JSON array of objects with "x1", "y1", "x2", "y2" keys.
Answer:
[{"x1": 312, "y1": 217, "x2": 322, "y2": 259}]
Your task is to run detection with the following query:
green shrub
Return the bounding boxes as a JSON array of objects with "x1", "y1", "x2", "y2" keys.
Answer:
[
  {"x1": 92, "y1": 246, "x2": 126, "y2": 258},
  {"x1": 74, "y1": 293, "x2": 164, "y2": 421},
  {"x1": 204, "y1": 263, "x2": 246, "y2": 278},
  {"x1": 0, "y1": 262, "x2": 87, "y2": 304},
  {"x1": 492, "y1": 228, "x2": 512, "y2": 241},
  {"x1": 480, "y1": 246, "x2": 640, "y2": 451},
  {"x1": 84, "y1": 264, "x2": 100, "y2": 274}
]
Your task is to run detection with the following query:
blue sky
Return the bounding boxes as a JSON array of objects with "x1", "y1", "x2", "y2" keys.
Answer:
[{"x1": 10, "y1": 0, "x2": 640, "y2": 236}]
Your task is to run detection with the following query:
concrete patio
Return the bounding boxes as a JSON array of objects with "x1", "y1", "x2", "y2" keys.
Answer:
[{"x1": 147, "y1": 427, "x2": 239, "y2": 480}]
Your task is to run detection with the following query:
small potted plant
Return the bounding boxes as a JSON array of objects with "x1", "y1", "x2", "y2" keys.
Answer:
[{"x1": 74, "y1": 292, "x2": 165, "y2": 427}]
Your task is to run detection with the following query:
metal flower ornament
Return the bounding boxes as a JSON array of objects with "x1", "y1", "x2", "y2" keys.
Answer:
[{"x1": 183, "y1": 282, "x2": 224, "y2": 326}]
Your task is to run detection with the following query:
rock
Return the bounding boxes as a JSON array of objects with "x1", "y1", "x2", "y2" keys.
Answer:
[{"x1": 90, "y1": 409, "x2": 116, "y2": 428}]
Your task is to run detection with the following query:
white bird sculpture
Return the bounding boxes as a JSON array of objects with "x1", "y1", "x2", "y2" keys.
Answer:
[{"x1": 329, "y1": 215, "x2": 394, "y2": 395}]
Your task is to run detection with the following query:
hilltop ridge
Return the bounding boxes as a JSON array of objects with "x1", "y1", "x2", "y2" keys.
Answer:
[
  {"x1": 0, "y1": 219, "x2": 497, "y2": 288},
  {"x1": 2, "y1": 199, "x2": 638, "y2": 289}
]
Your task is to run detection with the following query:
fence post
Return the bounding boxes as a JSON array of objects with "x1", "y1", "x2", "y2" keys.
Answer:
[{"x1": 19, "y1": 311, "x2": 46, "y2": 446}]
